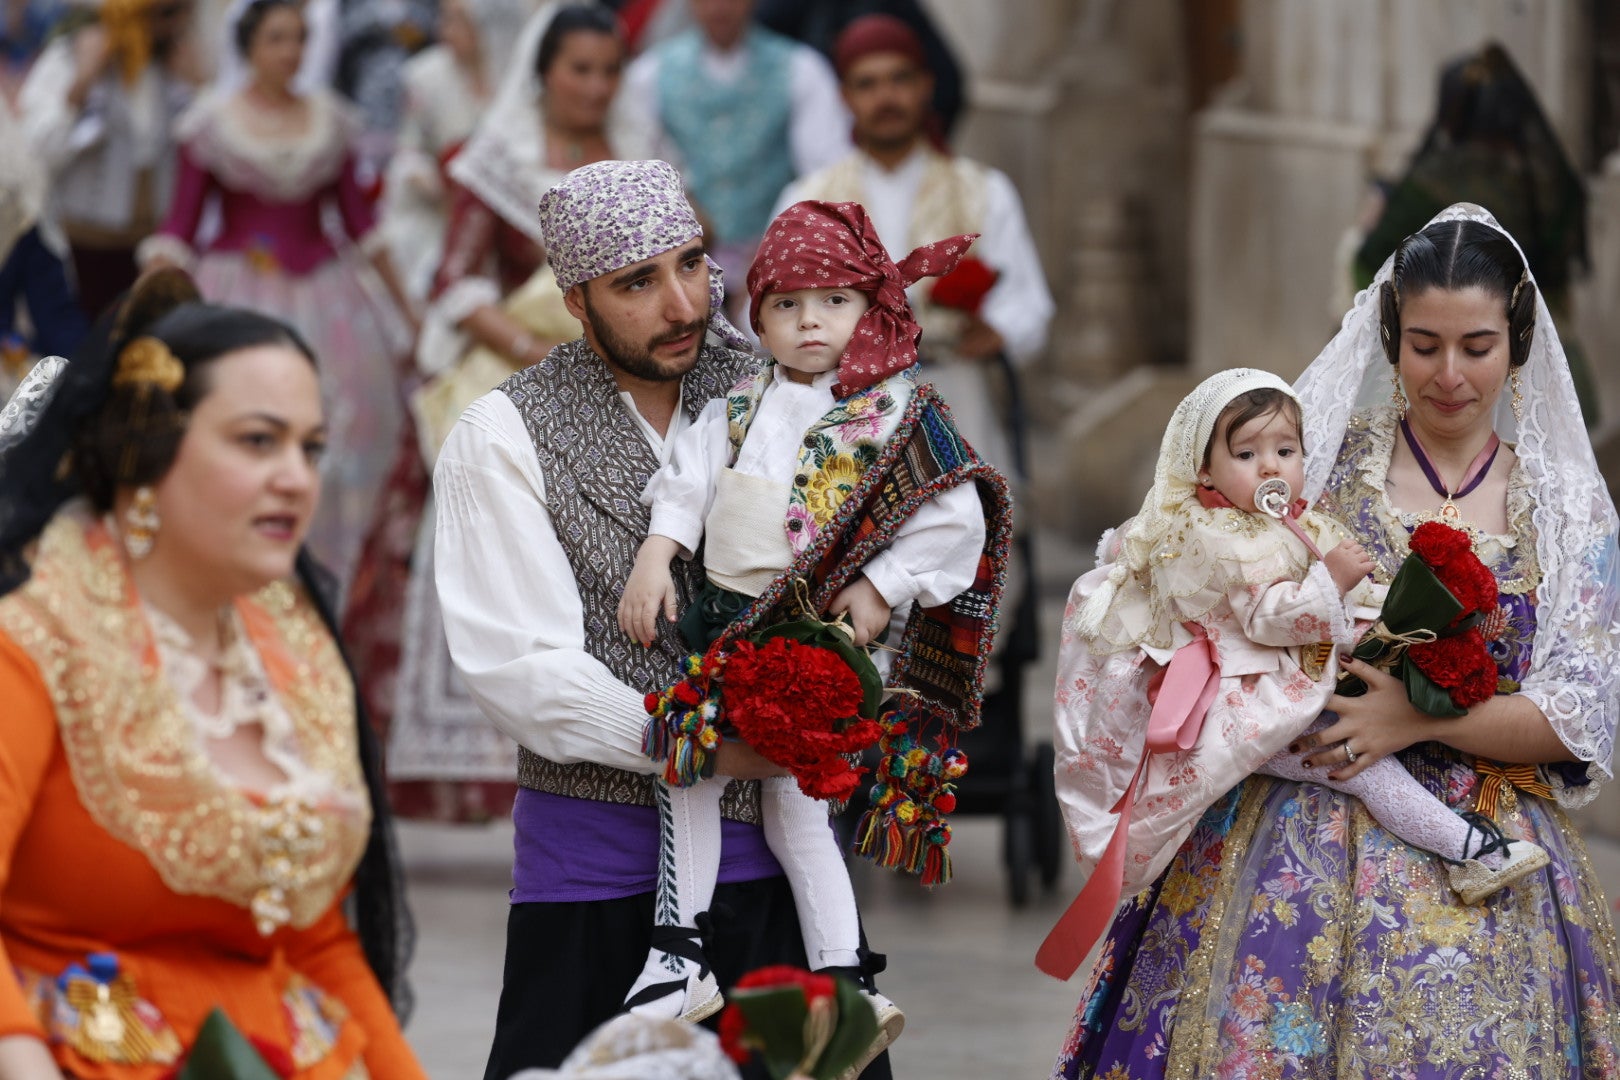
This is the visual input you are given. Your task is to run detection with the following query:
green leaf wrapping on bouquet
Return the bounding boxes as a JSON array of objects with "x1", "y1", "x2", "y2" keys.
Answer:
[
  {"x1": 1379, "y1": 550, "x2": 1465, "y2": 634},
  {"x1": 752, "y1": 618, "x2": 885, "y2": 721},
  {"x1": 1404, "y1": 659, "x2": 1466, "y2": 718},
  {"x1": 1337, "y1": 553, "x2": 1466, "y2": 699},
  {"x1": 731, "y1": 979, "x2": 879, "y2": 1080},
  {"x1": 732, "y1": 985, "x2": 821, "y2": 1079},
  {"x1": 176, "y1": 1009, "x2": 283, "y2": 1080}
]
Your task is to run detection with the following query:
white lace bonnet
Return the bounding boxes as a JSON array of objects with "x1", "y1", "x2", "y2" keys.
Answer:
[
  {"x1": 449, "y1": 1, "x2": 654, "y2": 245},
  {"x1": 1075, "y1": 367, "x2": 1298, "y2": 642}
]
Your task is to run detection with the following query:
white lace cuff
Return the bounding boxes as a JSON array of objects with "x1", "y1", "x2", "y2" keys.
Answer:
[
  {"x1": 435, "y1": 276, "x2": 501, "y2": 327},
  {"x1": 135, "y1": 233, "x2": 195, "y2": 271},
  {"x1": 1542, "y1": 759, "x2": 1603, "y2": 810},
  {"x1": 1304, "y1": 562, "x2": 1356, "y2": 651}
]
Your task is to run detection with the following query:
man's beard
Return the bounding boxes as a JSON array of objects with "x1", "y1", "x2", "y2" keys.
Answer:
[{"x1": 581, "y1": 292, "x2": 706, "y2": 382}]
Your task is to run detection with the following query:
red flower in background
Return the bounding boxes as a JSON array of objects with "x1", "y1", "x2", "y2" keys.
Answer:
[
  {"x1": 928, "y1": 256, "x2": 999, "y2": 315},
  {"x1": 249, "y1": 1038, "x2": 295, "y2": 1078},
  {"x1": 719, "y1": 1004, "x2": 753, "y2": 1065},
  {"x1": 719, "y1": 966, "x2": 868, "y2": 1078},
  {"x1": 719, "y1": 966, "x2": 838, "y2": 1062},
  {"x1": 736, "y1": 965, "x2": 838, "y2": 1001}
]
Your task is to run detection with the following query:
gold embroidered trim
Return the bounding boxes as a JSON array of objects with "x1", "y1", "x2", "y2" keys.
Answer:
[
  {"x1": 0, "y1": 510, "x2": 370, "y2": 930},
  {"x1": 1552, "y1": 801, "x2": 1620, "y2": 994},
  {"x1": 1163, "y1": 779, "x2": 1275, "y2": 1080}
]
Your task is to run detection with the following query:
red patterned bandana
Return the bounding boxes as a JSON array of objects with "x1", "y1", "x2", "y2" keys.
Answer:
[{"x1": 747, "y1": 200, "x2": 976, "y2": 395}]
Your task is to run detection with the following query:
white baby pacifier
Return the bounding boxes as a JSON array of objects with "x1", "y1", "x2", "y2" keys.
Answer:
[{"x1": 1254, "y1": 477, "x2": 1292, "y2": 519}]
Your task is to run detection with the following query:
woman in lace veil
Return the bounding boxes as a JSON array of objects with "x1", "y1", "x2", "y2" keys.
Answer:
[
  {"x1": 377, "y1": 0, "x2": 534, "y2": 300},
  {"x1": 342, "y1": 1, "x2": 653, "y2": 824},
  {"x1": 1052, "y1": 202, "x2": 1620, "y2": 1079}
]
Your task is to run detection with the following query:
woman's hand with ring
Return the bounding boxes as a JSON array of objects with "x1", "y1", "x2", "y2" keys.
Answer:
[{"x1": 1287, "y1": 655, "x2": 1437, "y2": 780}]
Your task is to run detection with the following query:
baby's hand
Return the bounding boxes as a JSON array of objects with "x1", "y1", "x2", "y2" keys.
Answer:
[
  {"x1": 828, "y1": 576, "x2": 891, "y2": 648},
  {"x1": 1323, "y1": 540, "x2": 1375, "y2": 597},
  {"x1": 618, "y1": 537, "x2": 682, "y2": 646}
]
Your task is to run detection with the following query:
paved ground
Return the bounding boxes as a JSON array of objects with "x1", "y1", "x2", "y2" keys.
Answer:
[{"x1": 398, "y1": 812, "x2": 1084, "y2": 1080}]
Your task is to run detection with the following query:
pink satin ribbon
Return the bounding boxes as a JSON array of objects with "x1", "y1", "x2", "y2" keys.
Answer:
[{"x1": 1036, "y1": 623, "x2": 1221, "y2": 980}]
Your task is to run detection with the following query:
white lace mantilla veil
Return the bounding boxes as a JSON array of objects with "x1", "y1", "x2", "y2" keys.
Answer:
[
  {"x1": 468, "y1": 0, "x2": 534, "y2": 98},
  {"x1": 1294, "y1": 201, "x2": 1620, "y2": 804},
  {"x1": 448, "y1": 0, "x2": 657, "y2": 245},
  {"x1": 1074, "y1": 367, "x2": 1301, "y2": 653}
]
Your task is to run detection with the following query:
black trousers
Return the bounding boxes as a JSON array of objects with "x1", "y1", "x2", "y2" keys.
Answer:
[{"x1": 482, "y1": 875, "x2": 893, "y2": 1079}]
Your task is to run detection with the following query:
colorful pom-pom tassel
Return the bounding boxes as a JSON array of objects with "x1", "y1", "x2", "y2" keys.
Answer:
[
  {"x1": 848, "y1": 705, "x2": 968, "y2": 886},
  {"x1": 642, "y1": 660, "x2": 725, "y2": 787}
]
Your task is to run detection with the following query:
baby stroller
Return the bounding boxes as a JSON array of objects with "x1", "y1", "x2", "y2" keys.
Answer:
[
  {"x1": 949, "y1": 351, "x2": 1062, "y2": 906},
  {"x1": 950, "y1": 557, "x2": 1061, "y2": 905}
]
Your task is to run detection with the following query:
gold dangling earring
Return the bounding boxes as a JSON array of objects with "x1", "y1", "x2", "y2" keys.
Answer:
[
  {"x1": 1391, "y1": 367, "x2": 1408, "y2": 418},
  {"x1": 124, "y1": 486, "x2": 160, "y2": 559},
  {"x1": 1510, "y1": 367, "x2": 1524, "y2": 426}
]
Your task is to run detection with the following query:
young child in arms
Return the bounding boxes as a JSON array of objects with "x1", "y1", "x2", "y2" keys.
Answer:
[
  {"x1": 617, "y1": 201, "x2": 1003, "y2": 1055},
  {"x1": 1070, "y1": 368, "x2": 1547, "y2": 905}
]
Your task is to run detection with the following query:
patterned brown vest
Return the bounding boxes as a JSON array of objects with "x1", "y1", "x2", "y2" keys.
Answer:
[{"x1": 499, "y1": 339, "x2": 762, "y2": 822}]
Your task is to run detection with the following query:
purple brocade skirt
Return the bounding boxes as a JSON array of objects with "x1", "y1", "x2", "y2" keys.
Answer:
[{"x1": 1053, "y1": 770, "x2": 1620, "y2": 1080}]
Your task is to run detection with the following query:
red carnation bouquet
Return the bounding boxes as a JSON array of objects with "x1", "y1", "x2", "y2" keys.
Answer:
[
  {"x1": 1337, "y1": 520, "x2": 1501, "y2": 715},
  {"x1": 718, "y1": 966, "x2": 878, "y2": 1080},
  {"x1": 643, "y1": 618, "x2": 885, "y2": 801}
]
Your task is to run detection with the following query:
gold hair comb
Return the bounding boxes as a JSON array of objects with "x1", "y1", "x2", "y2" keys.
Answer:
[{"x1": 112, "y1": 337, "x2": 184, "y2": 394}]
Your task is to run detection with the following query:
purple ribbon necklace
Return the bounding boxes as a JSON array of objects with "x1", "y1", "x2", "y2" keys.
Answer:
[{"x1": 1399, "y1": 415, "x2": 1501, "y2": 523}]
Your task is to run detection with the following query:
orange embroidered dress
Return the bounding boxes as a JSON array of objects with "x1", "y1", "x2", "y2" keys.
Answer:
[{"x1": 0, "y1": 509, "x2": 425, "y2": 1079}]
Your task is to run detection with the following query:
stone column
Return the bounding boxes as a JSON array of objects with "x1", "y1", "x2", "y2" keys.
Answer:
[{"x1": 1188, "y1": 0, "x2": 1589, "y2": 379}]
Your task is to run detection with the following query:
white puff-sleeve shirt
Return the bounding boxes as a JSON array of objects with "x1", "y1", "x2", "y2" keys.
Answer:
[
  {"x1": 433, "y1": 389, "x2": 696, "y2": 774},
  {"x1": 643, "y1": 367, "x2": 987, "y2": 611}
]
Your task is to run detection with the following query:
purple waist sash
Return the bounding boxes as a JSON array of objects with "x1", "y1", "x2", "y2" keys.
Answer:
[{"x1": 509, "y1": 788, "x2": 784, "y2": 903}]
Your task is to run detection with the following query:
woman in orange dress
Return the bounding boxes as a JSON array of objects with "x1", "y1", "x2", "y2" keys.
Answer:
[{"x1": 0, "y1": 271, "x2": 423, "y2": 1079}]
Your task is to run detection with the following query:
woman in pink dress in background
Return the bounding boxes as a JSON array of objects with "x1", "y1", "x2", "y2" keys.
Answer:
[{"x1": 139, "y1": 0, "x2": 415, "y2": 588}]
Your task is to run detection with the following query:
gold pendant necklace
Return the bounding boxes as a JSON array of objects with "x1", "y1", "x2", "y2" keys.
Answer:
[{"x1": 1400, "y1": 416, "x2": 1499, "y2": 537}]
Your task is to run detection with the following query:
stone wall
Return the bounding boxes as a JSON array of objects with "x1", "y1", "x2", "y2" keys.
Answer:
[
  {"x1": 1190, "y1": 1, "x2": 1591, "y2": 380},
  {"x1": 920, "y1": 0, "x2": 1197, "y2": 540}
]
